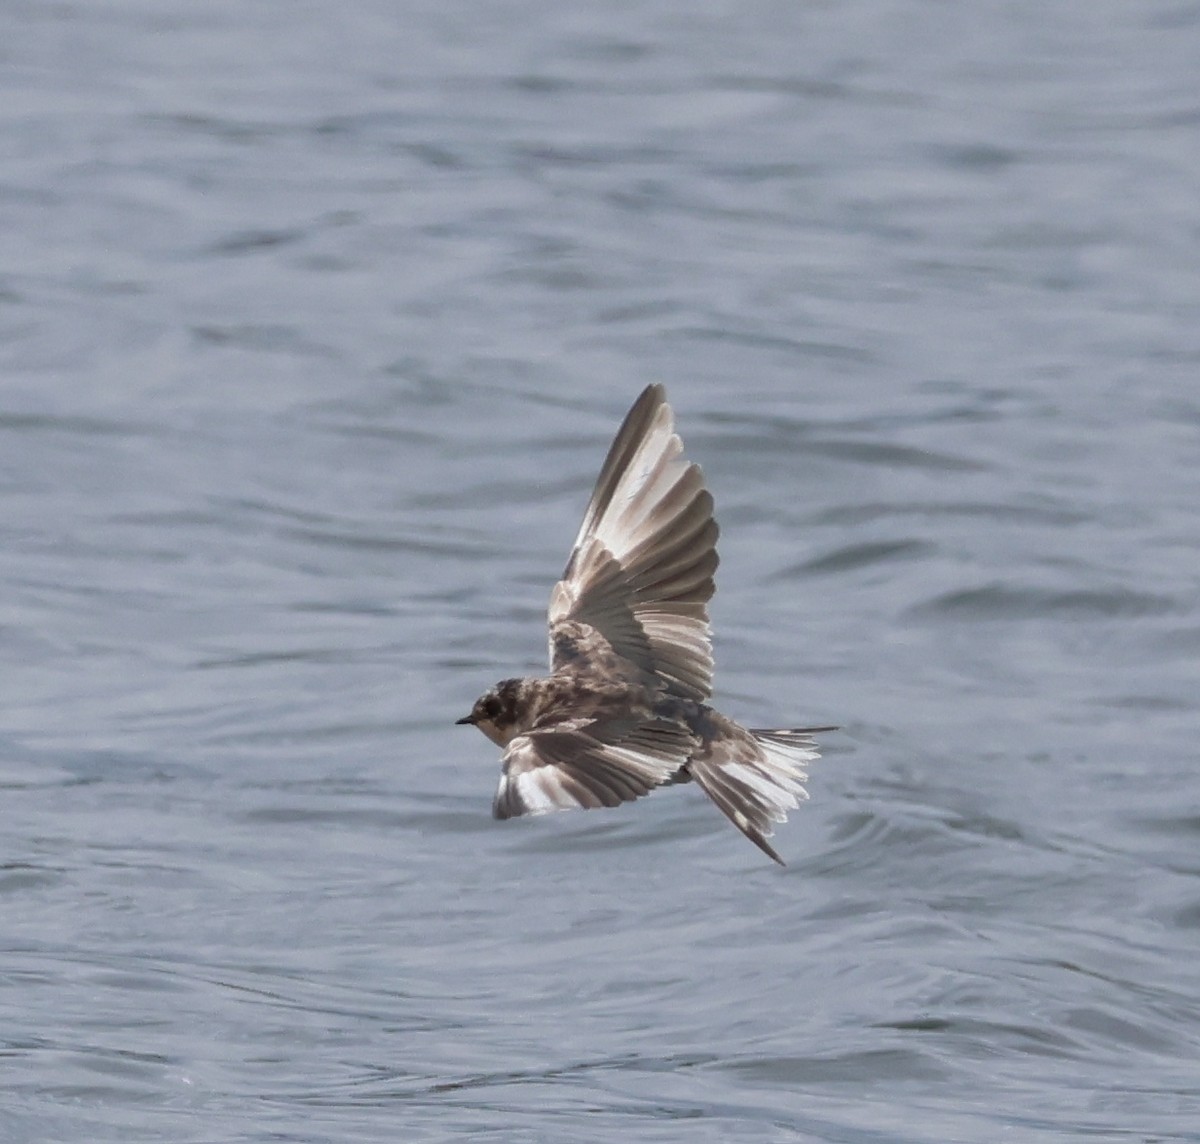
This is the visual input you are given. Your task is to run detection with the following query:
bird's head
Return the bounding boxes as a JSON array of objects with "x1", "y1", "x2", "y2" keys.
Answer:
[{"x1": 455, "y1": 678, "x2": 527, "y2": 747}]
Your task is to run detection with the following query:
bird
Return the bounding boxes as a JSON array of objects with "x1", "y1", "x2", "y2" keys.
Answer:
[{"x1": 457, "y1": 384, "x2": 835, "y2": 864}]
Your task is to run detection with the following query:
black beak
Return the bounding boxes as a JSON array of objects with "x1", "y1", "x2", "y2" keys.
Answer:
[{"x1": 455, "y1": 714, "x2": 475, "y2": 725}]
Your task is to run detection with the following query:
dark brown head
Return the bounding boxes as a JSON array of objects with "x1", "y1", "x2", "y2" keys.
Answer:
[{"x1": 455, "y1": 678, "x2": 528, "y2": 747}]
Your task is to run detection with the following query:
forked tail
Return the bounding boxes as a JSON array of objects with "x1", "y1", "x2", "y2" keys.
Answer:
[{"x1": 687, "y1": 725, "x2": 836, "y2": 866}]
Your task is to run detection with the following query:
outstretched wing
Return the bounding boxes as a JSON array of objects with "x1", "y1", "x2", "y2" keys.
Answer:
[
  {"x1": 493, "y1": 717, "x2": 695, "y2": 820},
  {"x1": 548, "y1": 385, "x2": 718, "y2": 701}
]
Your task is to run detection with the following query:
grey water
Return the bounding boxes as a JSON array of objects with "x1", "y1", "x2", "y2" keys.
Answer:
[{"x1": 3, "y1": 1, "x2": 1200, "y2": 1140}]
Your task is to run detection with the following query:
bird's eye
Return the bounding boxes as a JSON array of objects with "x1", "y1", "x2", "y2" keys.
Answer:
[{"x1": 483, "y1": 696, "x2": 502, "y2": 719}]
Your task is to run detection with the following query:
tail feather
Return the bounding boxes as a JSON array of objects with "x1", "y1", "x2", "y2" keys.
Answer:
[
  {"x1": 687, "y1": 724, "x2": 836, "y2": 866},
  {"x1": 750, "y1": 725, "x2": 838, "y2": 745}
]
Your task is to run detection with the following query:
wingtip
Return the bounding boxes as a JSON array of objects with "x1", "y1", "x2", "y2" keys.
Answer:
[{"x1": 629, "y1": 384, "x2": 673, "y2": 427}]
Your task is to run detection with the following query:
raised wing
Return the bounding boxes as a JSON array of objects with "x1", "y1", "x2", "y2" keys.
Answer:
[
  {"x1": 548, "y1": 385, "x2": 718, "y2": 701},
  {"x1": 493, "y1": 717, "x2": 695, "y2": 820}
]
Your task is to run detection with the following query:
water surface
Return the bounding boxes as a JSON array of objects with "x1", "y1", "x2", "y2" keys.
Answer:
[{"x1": 3, "y1": 2, "x2": 1200, "y2": 1141}]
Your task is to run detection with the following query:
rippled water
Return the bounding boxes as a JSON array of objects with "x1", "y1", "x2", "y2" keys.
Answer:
[{"x1": 3, "y1": 1, "x2": 1200, "y2": 1141}]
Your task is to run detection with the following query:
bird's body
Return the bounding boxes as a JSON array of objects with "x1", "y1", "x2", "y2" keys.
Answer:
[{"x1": 458, "y1": 385, "x2": 833, "y2": 864}]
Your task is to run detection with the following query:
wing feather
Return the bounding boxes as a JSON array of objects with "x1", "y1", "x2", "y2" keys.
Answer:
[
  {"x1": 549, "y1": 386, "x2": 718, "y2": 700},
  {"x1": 492, "y1": 718, "x2": 694, "y2": 820}
]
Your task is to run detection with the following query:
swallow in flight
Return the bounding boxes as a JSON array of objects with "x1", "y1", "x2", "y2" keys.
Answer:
[{"x1": 458, "y1": 385, "x2": 834, "y2": 864}]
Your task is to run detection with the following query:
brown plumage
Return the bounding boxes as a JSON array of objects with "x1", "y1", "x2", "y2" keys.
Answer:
[{"x1": 457, "y1": 385, "x2": 835, "y2": 864}]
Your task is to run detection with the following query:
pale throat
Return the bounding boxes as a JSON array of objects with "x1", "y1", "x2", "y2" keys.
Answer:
[{"x1": 476, "y1": 716, "x2": 522, "y2": 748}]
